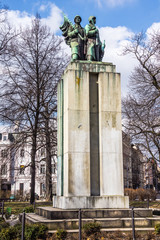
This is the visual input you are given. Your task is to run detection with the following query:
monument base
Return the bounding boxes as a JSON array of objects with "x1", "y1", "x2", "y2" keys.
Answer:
[{"x1": 53, "y1": 196, "x2": 129, "y2": 209}]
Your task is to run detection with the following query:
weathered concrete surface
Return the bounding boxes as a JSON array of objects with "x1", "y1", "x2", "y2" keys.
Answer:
[
  {"x1": 55, "y1": 61, "x2": 128, "y2": 209},
  {"x1": 25, "y1": 207, "x2": 159, "y2": 231},
  {"x1": 53, "y1": 196, "x2": 129, "y2": 209},
  {"x1": 26, "y1": 213, "x2": 157, "y2": 230},
  {"x1": 36, "y1": 207, "x2": 153, "y2": 219}
]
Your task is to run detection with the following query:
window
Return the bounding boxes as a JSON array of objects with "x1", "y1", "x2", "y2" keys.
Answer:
[
  {"x1": 51, "y1": 163, "x2": 56, "y2": 174},
  {"x1": 51, "y1": 150, "x2": 55, "y2": 157},
  {"x1": 40, "y1": 183, "x2": 46, "y2": 195},
  {"x1": 3, "y1": 135, "x2": 7, "y2": 141},
  {"x1": 40, "y1": 164, "x2": 45, "y2": 174},
  {"x1": 1, "y1": 164, "x2": 7, "y2": 175},
  {"x1": 20, "y1": 149, "x2": 25, "y2": 157},
  {"x1": 41, "y1": 148, "x2": 45, "y2": 157},
  {"x1": 1, "y1": 149, "x2": 7, "y2": 158},
  {"x1": 20, "y1": 183, "x2": 24, "y2": 196},
  {"x1": 20, "y1": 165, "x2": 25, "y2": 175}
]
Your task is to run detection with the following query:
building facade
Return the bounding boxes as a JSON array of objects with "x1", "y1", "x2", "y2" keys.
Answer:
[
  {"x1": 0, "y1": 126, "x2": 57, "y2": 199},
  {"x1": 131, "y1": 144, "x2": 145, "y2": 189},
  {"x1": 144, "y1": 159, "x2": 159, "y2": 190},
  {"x1": 122, "y1": 132, "x2": 133, "y2": 188},
  {"x1": 122, "y1": 132, "x2": 146, "y2": 189}
]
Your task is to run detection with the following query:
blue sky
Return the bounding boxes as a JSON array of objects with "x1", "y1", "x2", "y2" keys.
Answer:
[
  {"x1": 2, "y1": 0, "x2": 160, "y2": 94},
  {"x1": 3, "y1": 0, "x2": 160, "y2": 32}
]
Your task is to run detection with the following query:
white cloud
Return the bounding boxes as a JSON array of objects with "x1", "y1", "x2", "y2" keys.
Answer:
[
  {"x1": 40, "y1": 3, "x2": 63, "y2": 33},
  {"x1": 5, "y1": 2, "x2": 63, "y2": 33},
  {"x1": 99, "y1": 26, "x2": 137, "y2": 95},
  {"x1": 146, "y1": 22, "x2": 160, "y2": 36},
  {"x1": 95, "y1": 0, "x2": 135, "y2": 7},
  {"x1": 39, "y1": 5, "x2": 47, "y2": 12},
  {"x1": 99, "y1": 21, "x2": 160, "y2": 95},
  {"x1": 5, "y1": 10, "x2": 34, "y2": 29}
]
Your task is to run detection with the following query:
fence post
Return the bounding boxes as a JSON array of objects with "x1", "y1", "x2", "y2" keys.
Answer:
[
  {"x1": 131, "y1": 207, "x2": 136, "y2": 240},
  {"x1": 21, "y1": 210, "x2": 25, "y2": 240},
  {"x1": 2, "y1": 200, "x2": 4, "y2": 218},
  {"x1": 79, "y1": 208, "x2": 82, "y2": 240},
  {"x1": 147, "y1": 197, "x2": 149, "y2": 208}
]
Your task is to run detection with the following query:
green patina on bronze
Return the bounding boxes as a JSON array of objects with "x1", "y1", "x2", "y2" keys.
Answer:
[
  {"x1": 60, "y1": 15, "x2": 105, "y2": 62},
  {"x1": 60, "y1": 15, "x2": 85, "y2": 61},
  {"x1": 85, "y1": 16, "x2": 105, "y2": 61}
]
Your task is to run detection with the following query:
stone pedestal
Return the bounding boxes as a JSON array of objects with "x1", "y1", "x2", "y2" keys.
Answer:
[{"x1": 53, "y1": 61, "x2": 129, "y2": 209}]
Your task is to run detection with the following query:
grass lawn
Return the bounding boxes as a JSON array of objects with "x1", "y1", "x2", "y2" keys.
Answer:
[{"x1": 2, "y1": 201, "x2": 52, "y2": 215}]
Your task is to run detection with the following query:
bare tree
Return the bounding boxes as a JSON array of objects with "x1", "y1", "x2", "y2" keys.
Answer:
[
  {"x1": 0, "y1": 16, "x2": 68, "y2": 203},
  {"x1": 122, "y1": 31, "x2": 160, "y2": 163},
  {"x1": 0, "y1": 4, "x2": 18, "y2": 194},
  {"x1": 0, "y1": 2, "x2": 17, "y2": 56},
  {"x1": 41, "y1": 104, "x2": 57, "y2": 201}
]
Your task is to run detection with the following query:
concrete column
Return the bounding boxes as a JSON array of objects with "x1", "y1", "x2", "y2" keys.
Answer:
[
  {"x1": 54, "y1": 61, "x2": 129, "y2": 209},
  {"x1": 98, "y1": 72, "x2": 124, "y2": 196},
  {"x1": 62, "y1": 65, "x2": 90, "y2": 197}
]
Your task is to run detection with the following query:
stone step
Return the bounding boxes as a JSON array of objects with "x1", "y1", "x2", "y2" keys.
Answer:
[
  {"x1": 25, "y1": 213, "x2": 160, "y2": 230},
  {"x1": 48, "y1": 228, "x2": 156, "y2": 240},
  {"x1": 35, "y1": 207, "x2": 153, "y2": 220},
  {"x1": 48, "y1": 227, "x2": 155, "y2": 234}
]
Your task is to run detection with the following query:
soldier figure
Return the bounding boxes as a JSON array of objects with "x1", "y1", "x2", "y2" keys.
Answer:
[
  {"x1": 67, "y1": 15, "x2": 85, "y2": 61},
  {"x1": 85, "y1": 16, "x2": 105, "y2": 61},
  {"x1": 60, "y1": 15, "x2": 105, "y2": 62}
]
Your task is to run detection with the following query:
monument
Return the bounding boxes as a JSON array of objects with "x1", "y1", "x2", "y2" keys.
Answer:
[{"x1": 53, "y1": 15, "x2": 129, "y2": 209}]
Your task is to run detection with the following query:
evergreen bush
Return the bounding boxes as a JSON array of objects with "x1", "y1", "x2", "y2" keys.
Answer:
[
  {"x1": 56, "y1": 229, "x2": 67, "y2": 240},
  {"x1": 24, "y1": 205, "x2": 34, "y2": 213},
  {"x1": 25, "y1": 224, "x2": 48, "y2": 240},
  {"x1": 0, "y1": 224, "x2": 21, "y2": 240},
  {"x1": 83, "y1": 222, "x2": 101, "y2": 237},
  {"x1": 155, "y1": 223, "x2": 160, "y2": 235}
]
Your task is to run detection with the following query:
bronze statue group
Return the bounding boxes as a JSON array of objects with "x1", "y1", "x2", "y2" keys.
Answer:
[{"x1": 60, "y1": 15, "x2": 105, "y2": 62}]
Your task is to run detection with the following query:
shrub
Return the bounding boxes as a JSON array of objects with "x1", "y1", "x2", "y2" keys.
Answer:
[
  {"x1": 15, "y1": 190, "x2": 25, "y2": 201},
  {"x1": 83, "y1": 222, "x2": 101, "y2": 237},
  {"x1": 36, "y1": 224, "x2": 48, "y2": 239},
  {"x1": 0, "y1": 224, "x2": 21, "y2": 240},
  {"x1": 56, "y1": 229, "x2": 67, "y2": 240},
  {"x1": 136, "y1": 188, "x2": 149, "y2": 201},
  {"x1": 135, "y1": 188, "x2": 157, "y2": 201},
  {"x1": 125, "y1": 188, "x2": 157, "y2": 202},
  {"x1": 25, "y1": 224, "x2": 48, "y2": 240},
  {"x1": 0, "y1": 221, "x2": 10, "y2": 231},
  {"x1": 124, "y1": 188, "x2": 137, "y2": 201},
  {"x1": 0, "y1": 223, "x2": 46, "y2": 240},
  {"x1": 0, "y1": 228, "x2": 11, "y2": 240},
  {"x1": 155, "y1": 223, "x2": 160, "y2": 235},
  {"x1": 148, "y1": 189, "x2": 157, "y2": 201},
  {"x1": 24, "y1": 205, "x2": 34, "y2": 213},
  {"x1": 0, "y1": 190, "x2": 11, "y2": 199},
  {"x1": 11, "y1": 224, "x2": 22, "y2": 239}
]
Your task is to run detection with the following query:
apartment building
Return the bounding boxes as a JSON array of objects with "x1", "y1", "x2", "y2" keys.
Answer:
[{"x1": 0, "y1": 126, "x2": 57, "y2": 198}]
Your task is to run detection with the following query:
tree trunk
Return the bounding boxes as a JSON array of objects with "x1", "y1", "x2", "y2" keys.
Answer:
[
  {"x1": 30, "y1": 134, "x2": 37, "y2": 204},
  {"x1": 45, "y1": 116, "x2": 52, "y2": 201}
]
